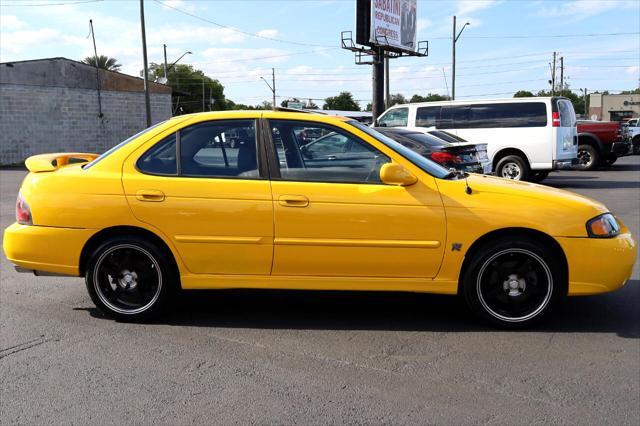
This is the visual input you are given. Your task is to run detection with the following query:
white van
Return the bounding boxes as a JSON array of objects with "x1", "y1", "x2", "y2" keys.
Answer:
[{"x1": 376, "y1": 97, "x2": 578, "y2": 182}]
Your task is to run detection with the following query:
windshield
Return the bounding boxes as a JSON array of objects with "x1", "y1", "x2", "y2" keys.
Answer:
[
  {"x1": 347, "y1": 120, "x2": 451, "y2": 179},
  {"x1": 83, "y1": 120, "x2": 168, "y2": 169}
]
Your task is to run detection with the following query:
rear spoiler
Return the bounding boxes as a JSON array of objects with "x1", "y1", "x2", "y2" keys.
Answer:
[{"x1": 24, "y1": 152, "x2": 99, "y2": 173}]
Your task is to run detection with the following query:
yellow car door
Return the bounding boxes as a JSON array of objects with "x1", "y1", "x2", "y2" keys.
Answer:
[
  {"x1": 265, "y1": 117, "x2": 446, "y2": 278},
  {"x1": 122, "y1": 116, "x2": 273, "y2": 275}
]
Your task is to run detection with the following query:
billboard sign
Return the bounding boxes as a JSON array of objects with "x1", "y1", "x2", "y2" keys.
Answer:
[{"x1": 369, "y1": 0, "x2": 417, "y2": 52}]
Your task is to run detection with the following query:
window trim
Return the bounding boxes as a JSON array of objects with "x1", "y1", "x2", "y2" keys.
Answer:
[
  {"x1": 135, "y1": 118, "x2": 267, "y2": 180},
  {"x1": 263, "y1": 118, "x2": 391, "y2": 186}
]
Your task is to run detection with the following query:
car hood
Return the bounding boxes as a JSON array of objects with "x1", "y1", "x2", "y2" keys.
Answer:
[{"x1": 435, "y1": 174, "x2": 609, "y2": 237}]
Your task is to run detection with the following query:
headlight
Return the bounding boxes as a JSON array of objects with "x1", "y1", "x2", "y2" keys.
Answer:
[{"x1": 586, "y1": 213, "x2": 620, "y2": 238}]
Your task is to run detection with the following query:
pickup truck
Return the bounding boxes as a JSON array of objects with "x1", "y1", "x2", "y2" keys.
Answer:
[
  {"x1": 622, "y1": 118, "x2": 640, "y2": 154},
  {"x1": 575, "y1": 120, "x2": 630, "y2": 170}
]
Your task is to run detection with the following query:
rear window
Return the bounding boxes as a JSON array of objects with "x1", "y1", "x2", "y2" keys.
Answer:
[{"x1": 557, "y1": 99, "x2": 576, "y2": 127}]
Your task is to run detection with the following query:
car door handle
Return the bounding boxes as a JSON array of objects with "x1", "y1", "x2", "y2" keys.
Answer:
[
  {"x1": 326, "y1": 155, "x2": 337, "y2": 160},
  {"x1": 278, "y1": 195, "x2": 309, "y2": 207},
  {"x1": 136, "y1": 189, "x2": 165, "y2": 202}
]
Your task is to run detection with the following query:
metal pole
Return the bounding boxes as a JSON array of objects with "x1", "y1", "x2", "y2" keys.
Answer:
[
  {"x1": 271, "y1": 68, "x2": 276, "y2": 109},
  {"x1": 163, "y1": 44, "x2": 168, "y2": 80},
  {"x1": 372, "y1": 49, "x2": 385, "y2": 122},
  {"x1": 202, "y1": 78, "x2": 205, "y2": 112},
  {"x1": 560, "y1": 56, "x2": 564, "y2": 92},
  {"x1": 139, "y1": 0, "x2": 152, "y2": 126},
  {"x1": 583, "y1": 88, "x2": 588, "y2": 116},
  {"x1": 551, "y1": 51, "x2": 556, "y2": 96},
  {"x1": 384, "y1": 56, "x2": 390, "y2": 108},
  {"x1": 452, "y1": 16, "x2": 456, "y2": 100},
  {"x1": 89, "y1": 19, "x2": 103, "y2": 118}
]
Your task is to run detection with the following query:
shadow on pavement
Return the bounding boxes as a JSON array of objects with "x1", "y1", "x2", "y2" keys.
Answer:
[{"x1": 83, "y1": 279, "x2": 639, "y2": 338}]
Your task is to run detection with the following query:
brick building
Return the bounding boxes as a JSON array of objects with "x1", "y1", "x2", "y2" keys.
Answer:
[{"x1": 0, "y1": 57, "x2": 172, "y2": 165}]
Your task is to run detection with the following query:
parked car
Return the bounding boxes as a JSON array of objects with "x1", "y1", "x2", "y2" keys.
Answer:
[
  {"x1": 374, "y1": 127, "x2": 492, "y2": 174},
  {"x1": 574, "y1": 120, "x2": 630, "y2": 170},
  {"x1": 622, "y1": 117, "x2": 640, "y2": 154},
  {"x1": 3, "y1": 111, "x2": 636, "y2": 328},
  {"x1": 376, "y1": 97, "x2": 578, "y2": 182}
]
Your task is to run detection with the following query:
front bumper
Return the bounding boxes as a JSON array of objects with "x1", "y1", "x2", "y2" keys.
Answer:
[
  {"x1": 557, "y1": 232, "x2": 637, "y2": 295},
  {"x1": 3, "y1": 223, "x2": 94, "y2": 276},
  {"x1": 553, "y1": 158, "x2": 578, "y2": 170}
]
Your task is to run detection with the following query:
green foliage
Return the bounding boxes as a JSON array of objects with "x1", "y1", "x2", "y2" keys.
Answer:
[
  {"x1": 147, "y1": 63, "x2": 228, "y2": 113},
  {"x1": 535, "y1": 89, "x2": 585, "y2": 116},
  {"x1": 323, "y1": 91, "x2": 361, "y2": 111},
  {"x1": 365, "y1": 103, "x2": 372, "y2": 112},
  {"x1": 620, "y1": 88, "x2": 640, "y2": 94},
  {"x1": 82, "y1": 55, "x2": 121, "y2": 71},
  {"x1": 388, "y1": 93, "x2": 407, "y2": 107},
  {"x1": 513, "y1": 90, "x2": 535, "y2": 98},
  {"x1": 409, "y1": 93, "x2": 450, "y2": 102}
]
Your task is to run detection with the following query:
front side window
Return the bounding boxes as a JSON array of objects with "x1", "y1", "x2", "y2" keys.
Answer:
[
  {"x1": 378, "y1": 108, "x2": 409, "y2": 127},
  {"x1": 270, "y1": 120, "x2": 389, "y2": 184}
]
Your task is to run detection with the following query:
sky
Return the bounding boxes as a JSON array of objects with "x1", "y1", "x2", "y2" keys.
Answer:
[{"x1": 1, "y1": 0, "x2": 639, "y2": 109}]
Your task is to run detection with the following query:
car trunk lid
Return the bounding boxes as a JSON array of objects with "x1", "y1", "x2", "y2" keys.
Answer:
[{"x1": 24, "y1": 153, "x2": 99, "y2": 173}]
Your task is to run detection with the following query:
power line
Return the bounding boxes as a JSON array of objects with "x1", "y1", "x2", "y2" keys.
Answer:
[
  {"x1": 152, "y1": 0, "x2": 335, "y2": 48},
  {"x1": 2, "y1": 0, "x2": 102, "y2": 6},
  {"x1": 431, "y1": 31, "x2": 640, "y2": 40}
]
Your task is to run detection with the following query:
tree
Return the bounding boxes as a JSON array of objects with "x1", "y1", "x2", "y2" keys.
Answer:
[
  {"x1": 306, "y1": 100, "x2": 319, "y2": 109},
  {"x1": 388, "y1": 93, "x2": 407, "y2": 107},
  {"x1": 82, "y1": 55, "x2": 121, "y2": 72},
  {"x1": 147, "y1": 62, "x2": 228, "y2": 113},
  {"x1": 535, "y1": 89, "x2": 585, "y2": 117},
  {"x1": 409, "y1": 93, "x2": 450, "y2": 103},
  {"x1": 513, "y1": 90, "x2": 534, "y2": 98},
  {"x1": 365, "y1": 103, "x2": 372, "y2": 112},
  {"x1": 323, "y1": 91, "x2": 360, "y2": 111},
  {"x1": 620, "y1": 88, "x2": 640, "y2": 94}
]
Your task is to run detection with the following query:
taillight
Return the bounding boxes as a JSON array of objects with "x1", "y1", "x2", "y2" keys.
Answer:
[
  {"x1": 552, "y1": 111, "x2": 561, "y2": 127},
  {"x1": 431, "y1": 151, "x2": 461, "y2": 165},
  {"x1": 16, "y1": 193, "x2": 32, "y2": 225}
]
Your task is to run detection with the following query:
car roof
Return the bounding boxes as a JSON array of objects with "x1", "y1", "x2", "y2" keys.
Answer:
[{"x1": 169, "y1": 110, "x2": 352, "y2": 123}]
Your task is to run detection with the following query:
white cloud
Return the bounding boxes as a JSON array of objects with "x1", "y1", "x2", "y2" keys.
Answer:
[
  {"x1": 455, "y1": 0, "x2": 501, "y2": 16},
  {"x1": 162, "y1": 0, "x2": 196, "y2": 13},
  {"x1": 0, "y1": 14, "x2": 27, "y2": 31},
  {"x1": 626, "y1": 66, "x2": 639, "y2": 75},
  {"x1": 148, "y1": 26, "x2": 247, "y2": 45},
  {"x1": 536, "y1": 0, "x2": 635, "y2": 21},
  {"x1": 256, "y1": 29, "x2": 279, "y2": 39},
  {"x1": 417, "y1": 18, "x2": 431, "y2": 32}
]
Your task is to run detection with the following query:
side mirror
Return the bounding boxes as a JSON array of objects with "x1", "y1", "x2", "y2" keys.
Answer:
[{"x1": 379, "y1": 162, "x2": 417, "y2": 186}]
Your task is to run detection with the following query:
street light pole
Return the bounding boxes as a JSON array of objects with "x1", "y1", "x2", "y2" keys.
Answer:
[
  {"x1": 163, "y1": 44, "x2": 168, "y2": 80},
  {"x1": 451, "y1": 16, "x2": 470, "y2": 101},
  {"x1": 261, "y1": 69, "x2": 276, "y2": 110},
  {"x1": 139, "y1": 0, "x2": 151, "y2": 126}
]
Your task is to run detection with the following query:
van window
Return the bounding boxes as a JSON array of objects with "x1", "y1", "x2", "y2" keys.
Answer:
[
  {"x1": 557, "y1": 99, "x2": 576, "y2": 127},
  {"x1": 378, "y1": 108, "x2": 408, "y2": 127},
  {"x1": 439, "y1": 106, "x2": 469, "y2": 129},
  {"x1": 466, "y1": 102, "x2": 547, "y2": 128},
  {"x1": 416, "y1": 106, "x2": 441, "y2": 127}
]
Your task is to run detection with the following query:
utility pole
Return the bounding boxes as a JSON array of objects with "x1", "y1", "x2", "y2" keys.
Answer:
[
  {"x1": 272, "y1": 68, "x2": 276, "y2": 109},
  {"x1": 372, "y1": 49, "x2": 385, "y2": 121},
  {"x1": 582, "y1": 88, "x2": 588, "y2": 116},
  {"x1": 88, "y1": 19, "x2": 103, "y2": 118},
  {"x1": 384, "y1": 56, "x2": 390, "y2": 108},
  {"x1": 551, "y1": 51, "x2": 557, "y2": 96},
  {"x1": 139, "y1": 0, "x2": 151, "y2": 126},
  {"x1": 560, "y1": 56, "x2": 564, "y2": 93},
  {"x1": 451, "y1": 16, "x2": 470, "y2": 100},
  {"x1": 163, "y1": 44, "x2": 168, "y2": 80},
  {"x1": 202, "y1": 78, "x2": 205, "y2": 112}
]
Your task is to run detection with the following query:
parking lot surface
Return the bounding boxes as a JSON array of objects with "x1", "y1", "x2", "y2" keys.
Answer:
[{"x1": 1, "y1": 157, "x2": 639, "y2": 425}]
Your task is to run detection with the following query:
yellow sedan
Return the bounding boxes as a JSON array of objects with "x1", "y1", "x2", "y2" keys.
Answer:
[{"x1": 3, "y1": 111, "x2": 637, "y2": 327}]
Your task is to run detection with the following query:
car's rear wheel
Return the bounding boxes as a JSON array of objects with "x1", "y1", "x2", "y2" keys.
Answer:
[
  {"x1": 462, "y1": 237, "x2": 564, "y2": 328},
  {"x1": 495, "y1": 155, "x2": 530, "y2": 181},
  {"x1": 575, "y1": 144, "x2": 599, "y2": 170},
  {"x1": 85, "y1": 236, "x2": 177, "y2": 321}
]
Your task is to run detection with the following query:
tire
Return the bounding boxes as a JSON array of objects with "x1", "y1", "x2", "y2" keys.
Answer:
[
  {"x1": 632, "y1": 136, "x2": 640, "y2": 155},
  {"x1": 85, "y1": 236, "x2": 178, "y2": 321},
  {"x1": 529, "y1": 171, "x2": 550, "y2": 183},
  {"x1": 575, "y1": 144, "x2": 599, "y2": 171},
  {"x1": 461, "y1": 237, "x2": 565, "y2": 329},
  {"x1": 495, "y1": 155, "x2": 530, "y2": 181}
]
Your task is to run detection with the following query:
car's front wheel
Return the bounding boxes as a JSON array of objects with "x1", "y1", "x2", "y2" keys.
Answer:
[
  {"x1": 85, "y1": 236, "x2": 177, "y2": 321},
  {"x1": 461, "y1": 237, "x2": 564, "y2": 328}
]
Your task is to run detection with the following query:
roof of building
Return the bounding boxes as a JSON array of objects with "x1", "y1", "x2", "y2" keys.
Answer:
[{"x1": 0, "y1": 57, "x2": 171, "y2": 94}]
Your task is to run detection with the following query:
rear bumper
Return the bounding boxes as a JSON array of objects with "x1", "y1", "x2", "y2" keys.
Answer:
[
  {"x1": 557, "y1": 233, "x2": 637, "y2": 295},
  {"x1": 611, "y1": 141, "x2": 631, "y2": 156},
  {"x1": 553, "y1": 158, "x2": 578, "y2": 170},
  {"x1": 2, "y1": 223, "x2": 94, "y2": 277}
]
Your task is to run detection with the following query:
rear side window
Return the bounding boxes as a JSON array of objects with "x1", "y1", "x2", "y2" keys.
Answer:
[
  {"x1": 466, "y1": 102, "x2": 547, "y2": 128},
  {"x1": 137, "y1": 133, "x2": 177, "y2": 175},
  {"x1": 438, "y1": 106, "x2": 469, "y2": 129},
  {"x1": 378, "y1": 108, "x2": 408, "y2": 127},
  {"x1": 557, "y1": 100, "x2": 576, "y2": 127},
  {"x1": 416, "y1": 106, "x2": 440, "y2": 127}
]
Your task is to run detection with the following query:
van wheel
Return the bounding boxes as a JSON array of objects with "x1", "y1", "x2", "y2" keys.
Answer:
[
  {"x1": 85, "y1": 236, "x2": 177, "y2": 321},
  {"x1": 529, "y1": 171, "x2": 549, "y2": 183},
  {"x1": 496, "y1": 155, "x2": 530, "y2": 181},
  {"x1": 462, "y1": 237, "x2": 564, "y2": 328},
  {"x1": 575, "y1": 145, "x2": 599, "y2": 170}
]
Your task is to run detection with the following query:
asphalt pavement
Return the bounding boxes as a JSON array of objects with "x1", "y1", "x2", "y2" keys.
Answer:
[{"x1": 1, "y1": 157, "x2": 639, "y2": 425}]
